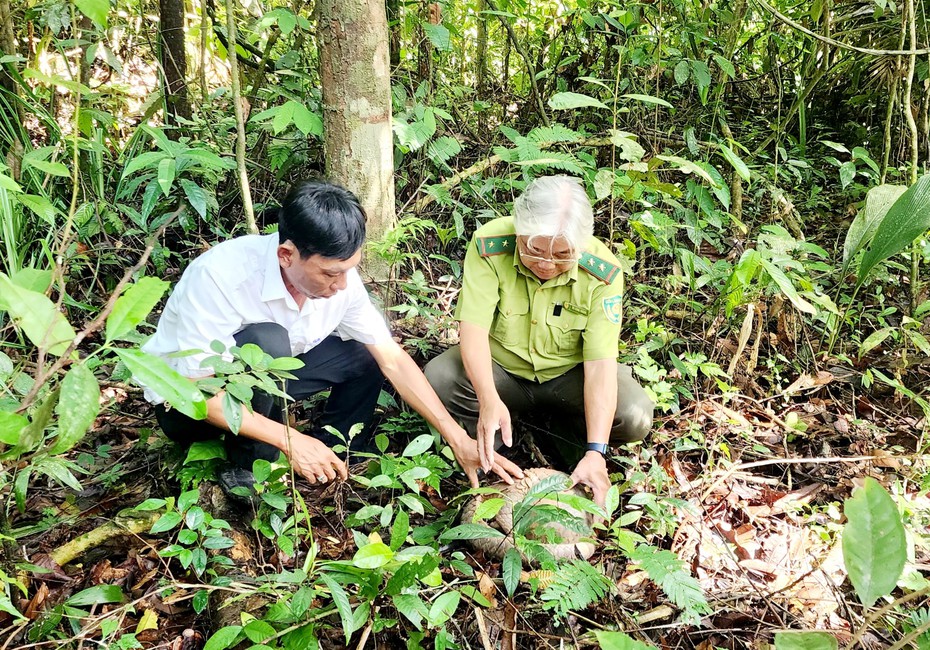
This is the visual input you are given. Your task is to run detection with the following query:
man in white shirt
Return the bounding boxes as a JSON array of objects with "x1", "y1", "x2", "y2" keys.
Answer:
[{"x1": 144, "y1": 180, "x2": 523, "y2": 492}]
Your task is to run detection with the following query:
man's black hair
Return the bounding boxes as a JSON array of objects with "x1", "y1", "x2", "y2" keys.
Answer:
[{"x1": 278, "y1": 180, "x2": 367, "y2": 260}]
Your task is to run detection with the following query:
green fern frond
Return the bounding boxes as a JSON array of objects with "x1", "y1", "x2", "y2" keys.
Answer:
[
  {"x1": 527, "y1": 124, "x2": 582, "y2": 145},
  {"x1": 630, "y1": 544, "x2": 711, "y2": 623},
  {"x1": 540, "y1": 560, "x2": 613, "y2": 617},
  {"x1": 526, "y1": 124, "x2": 581, "y2": 145}
]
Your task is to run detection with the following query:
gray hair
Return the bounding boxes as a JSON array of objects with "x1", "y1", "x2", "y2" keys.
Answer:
[{"x1": 512, "y1": 176, "x2": 594, "y2": 254}]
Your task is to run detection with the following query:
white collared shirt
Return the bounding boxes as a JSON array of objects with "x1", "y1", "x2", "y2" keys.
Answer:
[{"x1": 141, "y1": 233, "x2": 392, "y2": 404}]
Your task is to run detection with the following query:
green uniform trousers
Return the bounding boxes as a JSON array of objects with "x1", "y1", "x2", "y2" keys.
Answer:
[{"x1": 424, "y1": 346, "x2": 653, "y2": 460}]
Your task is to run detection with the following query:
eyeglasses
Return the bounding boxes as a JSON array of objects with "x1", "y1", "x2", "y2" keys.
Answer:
[
  {"x1": 518, "y1": 252, "x2": 577, "y2": 265},
  {"x1": 517, "y1": 240, "x2": 577, "y2": 265}
]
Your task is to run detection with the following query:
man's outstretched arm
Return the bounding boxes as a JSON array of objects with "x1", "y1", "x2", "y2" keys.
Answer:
[{"x1": 366, "y1": 340, "x2": 524, "y2": 487}]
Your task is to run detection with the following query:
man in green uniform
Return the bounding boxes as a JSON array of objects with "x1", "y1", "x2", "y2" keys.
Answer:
[{"x1": 425, "y1": 175, "x2": 653, "y2": 506}]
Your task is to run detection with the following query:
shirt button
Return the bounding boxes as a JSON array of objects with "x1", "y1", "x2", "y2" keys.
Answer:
[{"x1": 531, "y1": 319, "x2": 537, "y2": 325}]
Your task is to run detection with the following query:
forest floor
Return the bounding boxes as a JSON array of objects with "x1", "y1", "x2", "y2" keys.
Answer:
[{"x1": 4, "y1": 337, "x2": 929, "y2": 649}]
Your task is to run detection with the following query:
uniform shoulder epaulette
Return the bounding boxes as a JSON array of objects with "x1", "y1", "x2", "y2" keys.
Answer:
[
  {"x1": 477, "y1": 234, "x2": 516, "y2": 256},
  {"x1": 579, "y1": 252, "x2": 621, "y2": 284}
]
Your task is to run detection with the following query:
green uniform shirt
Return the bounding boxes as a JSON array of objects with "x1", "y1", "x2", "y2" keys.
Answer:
[{"x1": 455, "y1": 217, "x2": 624, "y2": 383}]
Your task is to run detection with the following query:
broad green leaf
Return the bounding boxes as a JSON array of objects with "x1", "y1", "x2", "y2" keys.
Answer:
[
  {"x1": 713, "y1": 54, "x2": 736, "y2": 78},
  {"x1": 393, "y1": 593, "x2": 427, "y2": 629},
  {"x1": 266, "y1": 356, "x2": 304, "y2": 371},
  {"x1": 621, "y1": 93, "x2": 673, "y2": 108},
  {"x1": 690, "y1": 61, "x2": 712, "y2": 101},
  {"x1": 352, "y1": 541, "x2": 394, "y2": 569},
  {"x1": 157, "y1": 157, "x2": 176, "y2": 197},
  {"x1": 842, "y1": 477, "x2": 906, "y2": 607},
  {"x1": 17, "y1": 388, "x2": 59, "y2": 455},
  {"x1": 180, "y1": 179, "x2": 209, "y2": 219},
  {"x1": 842, "y1": 184, "x2": 907, "y2": 269},
  {"x1": 718, "y1": 144, "x2": 750, "y2": 182},
  {"x1": 0, "y1": 411, "x2": 28, "y2": 445},
  {"x1": 33, "y1": 457, "x2": 84, "y2": 492},
  {"x1": 502, "y1": 547, "x2": 521, "y2": 596},
  {"x1": 23, "y1": 159, "x2": 69, "y2": 178},
  {"x1": 106, "y1": 276, "x2": 169, "y2": 341},
  {"x1": 66, "y1": 585, "x2": 124, "y2": 607},
  {"x1": 0, "y1": 274, "x2": 76, "y2": 356},
  {"x1": 13, "y1": 466, "x2": 30, "y2": 512},
  {"x1": 422, "y1": 22, "x2": 451, "y2": 51},
  {"x1": 0, "y1": 594, "x2": 25, "y2": 621},
  {"x1": 549, "y1": 92, "x2": 609, "y2": 110},
  {"x1": 17, "y1": 194, "x2": 58, "y2": 225},
  {"x1": 403, "y1": 433, "x2": 435, "y2": 457},
  {"x1": 674, "y1": 60, "x2": 690, "y2": 85},
  {"x1": 75, "y1": 0, "x2": 109, "y2": 27},
  {"x1": 439, "y1": 524, "x2": 504, "y2": 541},
  {"x1": 50, "y1": 363, "x2": 99, "y2": 454},
  {"x1": 427, "y1": 590, "x2": 460, "y2": 626},
  {"x1": 203, "y1": 625, "x2": 243, "y2": 650},
  {"x1": 759, "y1": 259, "x2": 816, "y2": 315},
  {"x1": 12, "y1": 268, "x2": 52, "y2": 293},
  {"x1": 595, "y1": 631, "x2": 656, "y2": 650},
  {"x1": 470, "y1": 498, "x2": 506, "y2": 522},
  {"x1": 319, "y1": 574, "x2": 354, "y2": 643},
  {"x1": 184, "y1": 440, "x2": 226, "y2": 463},
  {"x1": 839, "y1": 160, "x2": 856, "y2": 189},
  {"x1": 390, "y1": 508, "x2": 409, "y2": 551},
  {"x1": 122, "y1": 151, "x2": 168, "y2": 178},
  {"x1": 0, "y1": 350, "x2": 11, "y2": 380},
  {"x1": 273, "y1": 100, "x2": 296, "y2": 134},
  {"x1": 858, "y1": 327, "x2": 894, "y2": 356},
  {"x1": 291, "y1": 103, "x2": 323, "y2": 136},
  {"x1": 0, "y1": 172, "x2": 22, "y2": 192},
  {"x1": 655, "y1": 155, "x2": 718, "y2": 186},
  {"x1": 774, "y1": 631, "x2": 838, "y2": 650},
  {"x1": 116, "y1": 349, "x2": 207, "y2": 420},
  {"x1": 821, "y1": 140, "x2": 850, "y2": 154},
  {"x1": 150, "y1": 510, "x2": 182, "y2": 534},
  {"x1": 609, "y1": 130, "x2": 645, "y2": 163},
  {"x1": 857, "y1": 174, "x2": 930, "y2": 285},
  {"x1": 220, "y1": 392, "x2": 242, "y2": 435},
  {"x1": 593, "y1": 169, "x2": 615, "y2": 201}
]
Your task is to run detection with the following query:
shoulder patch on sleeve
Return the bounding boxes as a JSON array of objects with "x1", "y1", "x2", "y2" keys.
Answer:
[
  {"x1": 579, "y1": 252, "x2": 621, "y2": 284},
  {"x1": 477, "y1": 235, "x2": 516, "y2": 256}
]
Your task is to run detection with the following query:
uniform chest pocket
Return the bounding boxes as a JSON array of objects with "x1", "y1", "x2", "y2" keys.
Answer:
[
  {"x1": 545, "y1": 308, "x2": 587, "y2": 355},
  {"x1": 491, "y1": 292, "x2": 530, "y2": 347}
]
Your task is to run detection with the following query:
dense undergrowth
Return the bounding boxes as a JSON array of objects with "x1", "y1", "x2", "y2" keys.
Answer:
[{"x1": 1, "y1": 0, "x2": 929, "y2": 647}]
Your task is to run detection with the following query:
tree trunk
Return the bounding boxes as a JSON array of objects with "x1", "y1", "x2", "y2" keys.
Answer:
[
  {"x1": 0, "y1": 0, "x2": 20, "y2": 110},
  {"x1": 159, "y1": 0, "x2": 191, "y2": 125},
  {"x1": 318, "y1": 0, "x2": 396, "y2": 281}
]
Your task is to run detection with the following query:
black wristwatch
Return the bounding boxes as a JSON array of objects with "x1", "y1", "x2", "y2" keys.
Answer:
[{"x1": 586, "y1": 442, "x2": 609, "y2": 456}]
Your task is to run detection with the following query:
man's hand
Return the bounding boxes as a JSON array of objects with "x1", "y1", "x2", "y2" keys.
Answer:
[
  {"x1": 448, "y1": 429, "x2": 523, "y2": 489},
  {"x1": 285, "y1": 434, "x2": 348, "y2": 485},
  {"x1": 477, "y1": 397, "x2": 512, "y2": 472},
  {"x1": 570, "y1": 451, "x2": 611, "y2": 508}
]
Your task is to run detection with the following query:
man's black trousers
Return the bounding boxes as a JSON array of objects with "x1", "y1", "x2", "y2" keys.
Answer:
[{"x1": 155, "y1": 322, "x2": 385, "y2": 469}]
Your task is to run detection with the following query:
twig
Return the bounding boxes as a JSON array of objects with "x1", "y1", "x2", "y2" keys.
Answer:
[
  {"x1": 473, "y1": 606, "x2": 493, "y2": 650},
  {"x1": 484, "y1": 0, "x2": 549, "y2": 127},
  {"x1": 700, "y1": 454, "x2": 927, "y2": 502},
  {"x1": 752, "y1": 0, "x2": 930, "y2": 55},
  {"x1": 847, "y1": 585, "x2": 930, "y2": 648},
  {"x1": 16, "y1": 213, "x2": 179, "y2": 414}
]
